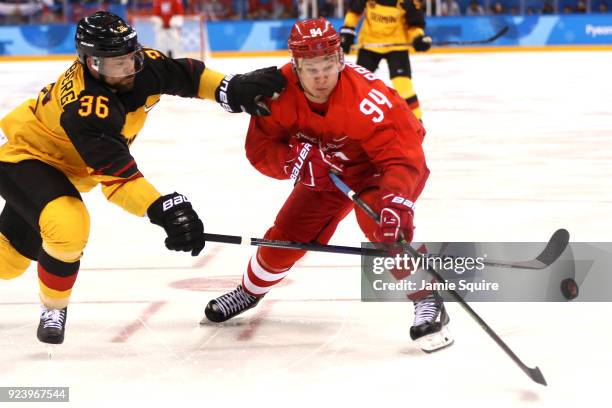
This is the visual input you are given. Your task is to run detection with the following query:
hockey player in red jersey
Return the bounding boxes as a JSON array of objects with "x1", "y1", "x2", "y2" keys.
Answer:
[
  {"x1": 153, "y1": 0, "x2": 184, "y2": 28},
  {"x1": 204, "y1": 18, "x2": 452, "y2": 352},
  {"x1": 152, "y1": 0, "x2": 184, "y2": 57}
]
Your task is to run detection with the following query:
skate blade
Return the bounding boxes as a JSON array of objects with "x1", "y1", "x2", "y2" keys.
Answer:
[
  {"x1": 415, "y1": 325, "x2": 454, "y2": 353},
  {"x1": 46, "y1": 345, "x2": 57, "y2": 360}
]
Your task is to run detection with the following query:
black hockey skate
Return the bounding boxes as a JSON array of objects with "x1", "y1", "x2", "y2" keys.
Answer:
[
  {"x1": 204, "y1": 285, "x2": 262, "y2": 323},
  {"x1": 37, "y1": 306, "x2": 67, "y2": 345},
  {"x1": 410, "y1": 293, "x2": 453, "y2": 352}
]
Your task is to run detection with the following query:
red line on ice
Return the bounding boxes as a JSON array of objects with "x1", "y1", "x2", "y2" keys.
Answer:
[
  {"x1": 236, "y1": 300, "x2": 277, "y2": 341},
  {"x1": 110, "y1": 301, "x2": 166, "y2": 343}
]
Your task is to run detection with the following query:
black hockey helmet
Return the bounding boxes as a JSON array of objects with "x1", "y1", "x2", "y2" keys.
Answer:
[
  {"x1": 75, "y1": 11, "x2": 143, "y2": 77},
  {"x1": 75, "y1": 11, "x2": 139, "y2": 61}
]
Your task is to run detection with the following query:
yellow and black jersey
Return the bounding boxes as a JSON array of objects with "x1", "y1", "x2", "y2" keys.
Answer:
[
  {"x1": 0, "y1": 48, "x2": 224, "y2": 216},
  {"x1": 344, "y1": 0, "x2": 426, "y2": 53}
]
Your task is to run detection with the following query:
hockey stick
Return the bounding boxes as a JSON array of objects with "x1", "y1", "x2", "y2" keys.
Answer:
[
  {"x1": 428, "y1": 228, "x2": 569, "y2": 270},
  {"x1": 483, "y1": 228, "x2": 569, "y2": 269},
  {"x1": 203, "y1": 232, "x2": 387, "y2": 257},
  {"x1": 353, "y1": 26, "x2": 509, "y2": 49},
  {"x1": 329, "y1": 172, "x2": 549, "y2": 386},
  {"x1": 433, "y1": 26, "x2": 509, "y2": 46},
  {"x1": 203, "y1": 230, "x2": 568, "y2": 271}
]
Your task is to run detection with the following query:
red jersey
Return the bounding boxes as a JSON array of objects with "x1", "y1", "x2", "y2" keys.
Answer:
[
  {"x1": 152, "y1": 0, "x2": 184, "y2": 28},
  {"x1": 245, "y1": 62, "x2": 429, "y2": 200}
]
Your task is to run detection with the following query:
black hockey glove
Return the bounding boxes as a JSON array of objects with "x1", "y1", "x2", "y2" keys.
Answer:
[
  {"x1": 413, "y1": 35, "x2": 432, "y2": 52},
  {"x1": 147, "y1": 193, "x2": 205, "y2": 256},
  {"x1": 215, "y1": 66, "x2": 286, "y2": 116},
  {"x1": 339, "y1": 26, "x2": 356, "y2": 55}
]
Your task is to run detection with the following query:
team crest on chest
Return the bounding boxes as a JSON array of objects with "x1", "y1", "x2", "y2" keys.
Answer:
[{"x1": 295, "y1": 131, "x2": 318, "y2": 144}]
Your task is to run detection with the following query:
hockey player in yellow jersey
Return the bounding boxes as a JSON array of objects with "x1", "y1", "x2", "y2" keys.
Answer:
[
  {"x1": 0, "y1": 11, "x2": 286, "y2": 345},
  {"x1": 340, "y1": 0, "x2": 432, "y2": 120}
]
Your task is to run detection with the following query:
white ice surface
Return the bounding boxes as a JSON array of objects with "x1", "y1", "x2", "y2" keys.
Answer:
[{"x1": 0, "y1": 51, "x2": 611, "y2": 407}]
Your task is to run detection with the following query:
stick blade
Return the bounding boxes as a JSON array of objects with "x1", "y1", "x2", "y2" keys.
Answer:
[
  {"x1": 491, "y1": 26, "x2": 509, "y2": 41},
  {"x1": 535, "y1": 228, "x2": 570, "y2": 266},
  {"x1": 477, "y1": 228, "x2": 570, "y2": 270},
  {"x1": 526, "y1": 366, "x2": 547, "y2": 386}
]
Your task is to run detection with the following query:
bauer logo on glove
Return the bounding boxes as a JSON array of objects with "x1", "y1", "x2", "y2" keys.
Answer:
[
  {"x1": 215, "y1": 67, "x2": 286, "y2": 116},
  {"x1": 161, "y1": 194, "x2": 190, "y2": 211},
  {"x1": 147, "y1": 192, "x2": 205, "y2": 256},
  {"x1": 377, "y1": 192, "x2": 415, "y2": 243},
  {"x1": 284, "y1": 142, "x2": 342, "y2": 191},
  {"x1": 288, "y1": 142, "x2": 312, "y2": 181}
]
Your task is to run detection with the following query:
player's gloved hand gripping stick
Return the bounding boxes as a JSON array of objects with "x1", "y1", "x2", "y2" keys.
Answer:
[{"x1": 148, "y1": 192, "x2": 205, "y2": 256}]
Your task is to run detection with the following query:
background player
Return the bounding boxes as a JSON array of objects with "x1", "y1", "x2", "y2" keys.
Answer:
[
  {"x1": 204, "y1": 18, "x2": 452, "y2": 353},
  {"x1": 0, "y1": 11, "x2": 285, "y2": 345},
  {"x1": 339, "y1": 0, "x2": 432, "y2": 121},
  {"x1": 152, "y1": 0, "x2": 184, "y2": 57}
]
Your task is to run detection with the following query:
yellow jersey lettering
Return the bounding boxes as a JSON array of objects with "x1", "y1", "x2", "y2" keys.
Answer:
[
  {"x1": 78, "y1": 95, "x2": 94, "y2": 117},
  {"x1": 78, "y1": 95, "x2": 110, "y2": 119},
  {"x1": 96, "y1": 96, "x2": 109, "y2": 118},
  {"x1": 145, "y1": 49, "x2": 162, "y2": 60}
]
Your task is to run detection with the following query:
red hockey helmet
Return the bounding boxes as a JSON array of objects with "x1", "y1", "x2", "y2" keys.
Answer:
[{"x1": 288, "y1": 18, "x2": 344, "y2": 68}]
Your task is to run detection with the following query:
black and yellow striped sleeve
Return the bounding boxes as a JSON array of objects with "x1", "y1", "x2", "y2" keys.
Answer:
[
  {"x1": 60, "y1": 92, "x2": 138, "y2": 181},
  {"x1": 60, "y1": 92, "x2": 160, "y2": 216},
  {"x1": 141, "y1": 48, "x2": 225, "y2": 101}
]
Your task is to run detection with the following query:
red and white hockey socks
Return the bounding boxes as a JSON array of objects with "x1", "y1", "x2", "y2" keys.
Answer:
[{"x1": 242, "y1": 252, "x2": 291, "y2": 296}]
